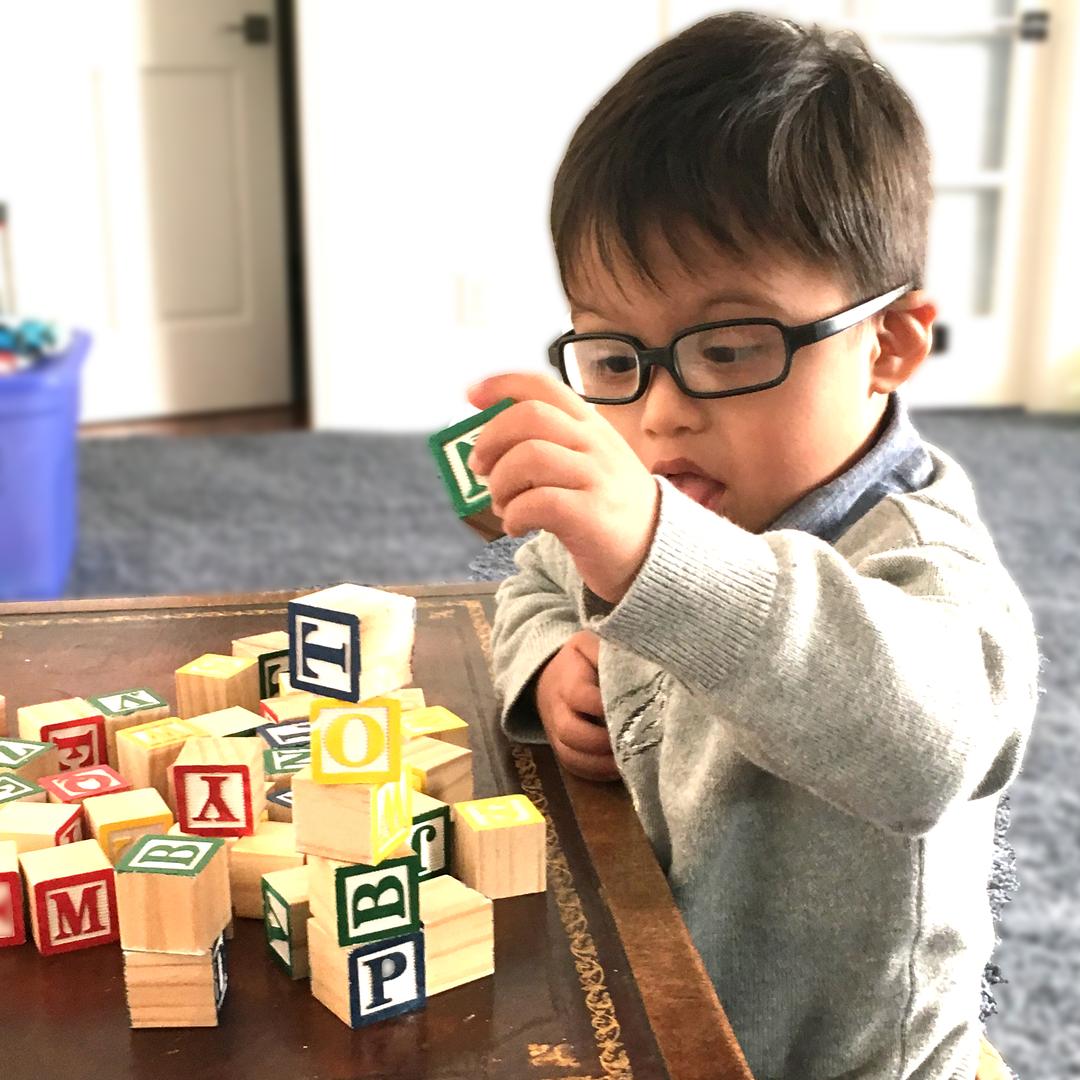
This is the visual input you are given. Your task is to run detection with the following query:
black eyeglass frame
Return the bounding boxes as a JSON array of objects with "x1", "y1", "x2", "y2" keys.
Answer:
[{"x1": 547, "y1": 282, "x2": 913, "y2": 403}]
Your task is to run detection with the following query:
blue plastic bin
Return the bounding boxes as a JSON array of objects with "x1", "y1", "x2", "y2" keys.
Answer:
[{"x1": 0, "y1": 330, "x2": 91, "y2": 600}]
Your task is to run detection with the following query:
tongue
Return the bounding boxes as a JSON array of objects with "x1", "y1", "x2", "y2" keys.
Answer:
[{"x1": 668, "y1": 472, "x2": 724, "y2": 505}]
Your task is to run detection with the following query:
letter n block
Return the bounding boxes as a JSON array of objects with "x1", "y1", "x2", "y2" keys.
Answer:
[
  {"x1": 39, "y1": 765, "x2": 130, "y2": 805},
  {"x1": 311, "y1": 697, "x2": 402, "y2": 785},
  {"x1": 175, "y1": 654, "x2": 260, "y2": 719},
  {"x1": 19, "y1": 839, "x2": 119, "y2": 955},
  {"x1": 262, "y1": 864, "x2": 310, "y2": 979},
  {"x1": 452, "y1": 794, "x2": 546, "y2": 899},
  {"x1": 308, "y1": 918, "x2": 425, "y2": 1028},
  {"x1": 0, "y1": 840, "x2": 27, "y2": 947},
  {"x1": 171, "y1": 737, "x2": 266, "y2": 838},
  {"x1": 293, "y1": 765, "x2": 412, "y2": 865},
  {"x1": 17, "y1": 698, "x2": 107, "y2": 772},
  {"x1": 85, "y1": 688, "x2": 170, "y2": 770},
  {"x1": 308, "y1": 847, "x2": 420, "y2": 948},
  {"x1": 83, "y1": 787, "x2": 175, "y2": 865},
  {"x1": 287, "y1": 583, "x2": 417, "y2": 703},
  {"x1": 115, "y1": 833, "x2": 230, "y2": 953},
  {"x1": 0, "y1": 737, "x2": 59, "y2": 783}
]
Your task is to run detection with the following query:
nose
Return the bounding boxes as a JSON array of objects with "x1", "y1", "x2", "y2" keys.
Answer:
[{"x1": 640, "y1": 363, "x2": 708, "y2": 436}]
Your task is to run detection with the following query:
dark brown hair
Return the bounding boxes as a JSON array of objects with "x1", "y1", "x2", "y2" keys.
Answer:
[{"x1": 551, "y1": 11, "x2": 933, "y2": 306}]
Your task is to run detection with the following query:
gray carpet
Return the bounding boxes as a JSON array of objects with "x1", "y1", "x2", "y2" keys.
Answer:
[{"x1": 67, "y1": 409, "x2": 1078, "y2": 1079}]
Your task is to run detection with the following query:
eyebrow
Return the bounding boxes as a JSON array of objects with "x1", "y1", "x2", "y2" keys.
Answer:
[{"x1": 572, "y1": 291, "x2": 785, "y2": 319}]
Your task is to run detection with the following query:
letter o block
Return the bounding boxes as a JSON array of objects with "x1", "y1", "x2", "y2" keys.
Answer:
[
  {"x1": 311, "y1": 697, "x2": 402, "y2": 785},
  {"x1": 451, "y1": 794, "x2": 546, "y2": 899}
]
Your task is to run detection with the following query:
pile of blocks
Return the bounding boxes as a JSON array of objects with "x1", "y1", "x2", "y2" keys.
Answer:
[{"x1": 0, "y1": 582, "x2": 546, "y2": 1033}]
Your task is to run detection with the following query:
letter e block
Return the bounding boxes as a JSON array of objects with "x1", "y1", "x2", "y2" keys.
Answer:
[
  {"x1": 171, "y1": 737, "x2": 265, "y2": 838},
  {"x1": 175, "y1": 654, "x2": 260, "y2": 719},
  {"x1": 311, "y1": 697, "x2": 402, "y2": 785},
  {"x1": 19, "y1": 839, "x2": 119, "y2": 955},
  {"x1": 0, "y1": 840, "x2": 27, "y2": 947},
  {"x1": 17, "y1": 698, "x2": 106, "y2": 772},
  {"x1": 452, "y1": 794, "x2": 546, "y2": 899},
  {"x1": 115, "y1": 833, "x2": 230, "y2": 953},
  {"x1": 262, "y1": 864, "x2": 310, "y2": 979},
  {"x1": 86, "y1": 688, "x2": 170, "y2": 769}
]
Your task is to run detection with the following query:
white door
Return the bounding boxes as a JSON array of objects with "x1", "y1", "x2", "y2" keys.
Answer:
[
  {"x1": 664, "y1": 0, "x2": 1045, "y2": 407},
  {"x1": 0, "y1": 0, "x2": 291, "y2": 422}
]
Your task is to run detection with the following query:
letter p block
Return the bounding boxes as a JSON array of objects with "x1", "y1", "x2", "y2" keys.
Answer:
[{"x1": 311, "y1": 697, "x2": 402, "y2": 785}]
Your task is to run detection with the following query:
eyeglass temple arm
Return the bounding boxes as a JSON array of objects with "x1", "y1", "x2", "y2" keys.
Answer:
[{"x1": 791, "y1": 283, "x2": 912, "y2": 348}]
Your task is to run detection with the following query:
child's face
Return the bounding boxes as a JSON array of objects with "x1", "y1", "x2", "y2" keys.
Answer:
[{"x1": 567, "y1": 226, "x2": 905, "y2": 534}]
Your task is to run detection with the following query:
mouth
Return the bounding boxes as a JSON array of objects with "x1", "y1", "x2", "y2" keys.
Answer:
[{"x1": 651, "y1": 458, "x2": 726, "y2": 510}]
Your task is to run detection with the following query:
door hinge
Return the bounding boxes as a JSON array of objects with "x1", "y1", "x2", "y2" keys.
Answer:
[{"x1": 1019, "y1": 10, "x2": 1050, "y2": 42}]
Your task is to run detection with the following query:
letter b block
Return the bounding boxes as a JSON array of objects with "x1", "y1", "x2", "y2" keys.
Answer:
[{"x1": 310, "y1": 697, "x2": 402, "y2": 785}]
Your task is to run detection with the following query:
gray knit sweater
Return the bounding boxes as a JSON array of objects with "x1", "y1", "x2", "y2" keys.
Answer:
[{"x1": 486, "y1": 395, "x2": 1041, "y2": 1079}]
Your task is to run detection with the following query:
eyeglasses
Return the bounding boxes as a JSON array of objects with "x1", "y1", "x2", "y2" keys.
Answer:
[{"x1": 548, "y1": 283, "x2": 912, "y2": 404}]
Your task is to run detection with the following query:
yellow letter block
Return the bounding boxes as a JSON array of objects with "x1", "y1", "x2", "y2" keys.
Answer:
[
  {"x1": 311, "y1": 697, "x2": 402, "y2": 785},
  {"x1": 401, "y1": 705, "x2": 469, "y2": 749},
  {"x1": 116, "y1": 717, "x2": 207, "y2": 807},
  {"x1": 175, "y1": 654, "x2": 260, "y2": 719},
  {"x1": 451, "y1": 794, "x2": 546, "y2": 900},
  {"x1": 83, "y1": 787, "x2": 175, "y2": 865}
]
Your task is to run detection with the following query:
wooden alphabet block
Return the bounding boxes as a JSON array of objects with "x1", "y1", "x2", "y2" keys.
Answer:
[
  {"x1": 83, "y1": 786, "x2": 175, "y2": 865},
  {"x1": 403, "y1": 736, "x2": 473, "y2": 804},
  {"x1": 229, "y1": 820, "x2": 304, "y2": 918},
  {"x1": 19, "y1": 838, "x2": 119, "y2": 955},
  {"x1": 188, "y1": 705, "x2": 262, "y2": 740},
  {"x1": 0, "y1": 773, "x2": 47, "y2": 808},
  {"x1": 451, "y1": 794, "x2": 546, "y2": 899},
  {"x1": 383, "y1": 687, "x2": 426, "y2": 712},
  {"x1": 266, "y1": 788, "x2": 294, "y2": 822},
  {"x1": 259, "y1": 692, "x2": 317, "y2": 725},
  {"x1": 115, "y1": 716, "x2": 208, "y2": 806},
  {"x1": 293, "y1": 765, "x2": 412, "y2": 866},
  {"x1": 39, "y1": 765, "x2": 130, "y2": 805},
  {"x1": 258, "y1": 719, "x2": 311, "y2": 749},
  {"x1": 232, "y1": 631, "x2": 291, "y2": 699},
  {"x1": 408, "y1": 791, "x2": 452, "y2": 882},
  {"x1": 175, "y1": 654, "x2": 260, "y2": 719},
  {"x1": 310, "y1": 696, "x2": 402, "y2": 785},
  {"x1": 264, "y1": 746, "x2": 311, "y2": 791},
  {"x1": 262, "y1": 864, "x2": 310, "y2": 979},
  {"x1": 115, "y1": 832, "x2": 231, "y2": 953},
  {"x1": 307, "y1": 846, "x2": 420, "y2": 948},
  {"x1": 428, "y1": 398, "x2": 513, "y2": 540},
  {"x1": 401, "y1": 705, "x2": 469, "y2": 749},
  {"x1": 170, "y1": 736, "x2": 266, "y2": 838},
  {"x1": 276, "y1": 673, "x2": 297, "y2": 696},
  {"x1": 418, "y1": 874, "x2": 494, "y2": 995},
  {"x1": 86, "y1": 688, "x2": 170, "y2": 770},
  {"x1": 17, "y1": 698, "x2": 106, "y2": 772},
  {"x1": 308, "y1": 918, "x2": 426, "y2": 1029},
  {"x1": 124, "y1": 931, "x2": 228, "y2": 1028},
  {"x1": 0, "y1": 801, "x2": 83, "y2": 853},
  {"x1": 0, "y1": 840, "x2": 27, "y2": 947},
  {"x1": 0, "y1": 736, "x2": 59, "y2": 783},
  {"x1": 287, "y1": 583, "x2": 416, "y2": 703}
]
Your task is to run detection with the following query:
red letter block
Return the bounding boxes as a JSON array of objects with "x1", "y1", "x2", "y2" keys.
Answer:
[
  {"x1": 170, "y1": 737, "x2": 266, "y2": 838},
  {"x1": 0, "y1": 840, "x2": 27, "y2": 947},
  {"x1": 39, "y1": 765, "x2": 131, "y2": 805}
]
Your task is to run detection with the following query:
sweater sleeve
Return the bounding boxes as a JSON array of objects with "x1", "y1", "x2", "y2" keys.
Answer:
[
  {"x1": 490, "y1": 530, "x2": 584, "y2": 745},
  {"x1": 579, "y1": 476, "x2": 1043, "y2": 837}
]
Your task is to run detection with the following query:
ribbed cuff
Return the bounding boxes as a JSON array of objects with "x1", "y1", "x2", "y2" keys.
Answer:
[{"x1": 579, "y1": 475, "x2": 779, "y2": 689}]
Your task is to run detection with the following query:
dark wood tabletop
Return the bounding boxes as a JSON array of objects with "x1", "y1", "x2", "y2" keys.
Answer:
[{"x1": 0, "y1": 585, "x2": 754, "y2": 1080}]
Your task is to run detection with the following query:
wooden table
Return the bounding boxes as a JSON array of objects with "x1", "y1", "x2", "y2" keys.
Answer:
[{"x1": 0, "y1": 585, "x2": 754, "y2": 1080}]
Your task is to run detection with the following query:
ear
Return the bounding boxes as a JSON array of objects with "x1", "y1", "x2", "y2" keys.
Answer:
[{"x1": 868, "y1": 290, "x2": 938, "y2": 394}]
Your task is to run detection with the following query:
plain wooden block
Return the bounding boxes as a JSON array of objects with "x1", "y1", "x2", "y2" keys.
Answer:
[
  {"x1": 451, "y1": 794, "x2": 546, "y2": 900},
  {"x1": 403, "y1": 736, "x2": 473, "y2": 805},
  {"x1": 292, "y1": 765, "x2": 412, "y2": 866},
  {"x1": 427, "y1": 399, "x2": 513, "y2": 541},
  {"x1": 17, "y1": 698, "x2": 107, "y2": 772},
  {"x1": 175, "y1": 654, "x2": 260, "y2": 719},
  {"x1": 408, "y1": 791, "x2": 452, "y2": 881},
  {"x1": 287, "y1": 583, "x2": 416, "y2": 704},
  {"x1": 259, "y1": 692, "x2": 317, "y2": 725},
  {"x1": 232, "y1": 631, "x2": 291, "y2": 699},
  {"x1": 262, "y1": 864, "x2": 310, "y2": 979},
  {"x1": 0, "y1": 736, "x2": 59, "y2": 783},
  {"x1": 116, "y1": 717, "x2": 208, "y2": 806},
  {"x1": 86, "y1": 689, "x2": 171, "y2": 770},
  {"x1": 83, "y1": 787, "x2": 175, "y2": 865},
  {"x1": 419, "y1": 874, "x2": 494, "y2": 996},
  {"x1": 39, "y1": 765, "x2": 130, "y2": 805},
  {"x1": 307, "y1": 846, "x2": 419, "y2": 948},
  {"x1": 308, "y1": 917, "x2": 426, "y2": 1029},
  {"x1": 188, "y1": 705, "x2": 263, "y2": 740},
  {"x1": 401, "y1": 705, "x2": 469, "y2": 749},
  {"x1": 115, "y1": 832, "x2": 231, "y2": 953},
  {"x1": 19, "y1": 838, "x2": 119, "y2": 955},
  {"x1": 230, "y1": 821, "x2": 303, "y2": 918},
  {"x1": 169, "y1": 736, "x2": 266, "y2": 838},
  {"x1": 0, "y1": 839, "x2": 27, "y2": 947},
  {"x1": 310, "y1": 696, "x2": 402, "y2": 785},
  {"x1": 124, "y1": 931, "x2": 227, "y2": 1028},
  {"x1": 0, "y1": 801, "x2": 83, "y2": 853},
  {"x1": 0, "y1": 773, "x2": 47, "y2": 808}
]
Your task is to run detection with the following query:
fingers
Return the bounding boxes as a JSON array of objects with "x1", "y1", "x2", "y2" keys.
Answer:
[
  {"x1": 484, "y1": 439, "x2": 592, "y2": 517},
  {"x1": 555, "y1": 705, "x2": 612, "y2": 757},
  {"x1": 466, "y1": 372, "x2": 592, "y2": 423},
  {"x1": 548, "y1": 724, "x2": 621, "y2": 783},
  {"x1": 562, "y1": 677, "x2": 603, "y2": 720},
  {"x1": 469, "y1": 397, "x2": 588, "y2": 478},
  {"x1": 568, "y1": 629, "x2": 600, "y2": 669}
]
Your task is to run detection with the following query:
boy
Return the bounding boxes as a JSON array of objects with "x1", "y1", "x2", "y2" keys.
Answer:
[{"x1": 465, "y1": 12, "x2": 1041, "y2": 1080}]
